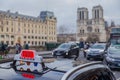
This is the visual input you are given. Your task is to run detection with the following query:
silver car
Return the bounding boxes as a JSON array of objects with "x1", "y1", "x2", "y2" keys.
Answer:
[{"x1": 86, "y1": 43, "x2": 106, "y2": 60}]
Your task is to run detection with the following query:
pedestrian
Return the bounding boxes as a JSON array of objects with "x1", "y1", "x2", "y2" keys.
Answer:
[
  {"x1": 18, "y1": 43, "x2": 22, "y2": 53},
  {"x1": 74, "y1": 50, "x2": 79, "y2": 61},
  {"x1": 23, "y1": 43, "x2": 29, "y2": 49},
  {"x1": 15, "y1": 43, "x2": 22, "y2": 54},
  {"x1": 1, "y1": 42, "x2": 5, "y2": 58},
  {"x1": 15, "y1": 43, "x2": 19, "y2": 54},
  {"x1": 79, "y1": 40, "x2": 84, "y2": 50},
  {"x1": 83, "y1": 42, "x2": 90, "y2": 58}
]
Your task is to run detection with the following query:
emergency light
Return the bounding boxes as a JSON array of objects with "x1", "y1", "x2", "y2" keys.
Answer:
[
  {"x1": 20, "y1": 50, "x2": 35, "y2": 59},
  {"x1": 13, "y1": 50, "x2": 45, "y2": 74}
]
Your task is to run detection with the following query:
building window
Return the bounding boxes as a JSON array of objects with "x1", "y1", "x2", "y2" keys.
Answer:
[
  {"x1": 45, "y1": 37, "x2": 47, "y2": 39},
  {"x1": 6, "y1": 35, "x2": 9, "y2": 38},
  {"x1": 32, "y1": 41, "x2": 34, "y2": 45},
  {"x1": 1, "y1": 27, "x2": 3, "y2": 32},
  {"x1": 6, "y1": 41, "x2": 9, "y2": 45},
  {"x1": 28, "y1": 24, "x2": 30, "y2": 27},
  {"x1": 11, "y1": 28, "x2": 13, "y2": 32},
  {"x1": 1, "y1": 21, "x2": 3, "y2": 25},
  {"x1": 83, "y1": 30, "x2": 84, "y2": 33},
  {"x1": 6, "y1": 21, "x2": 9, "y2": 25},
  {"x1": 18, "y1": 22, "x2": 20, "y2": 26},
  {"x1": 6, "y1": 27, "x2": 9, "y2": 32},
  {"x1": 35, "y1": 41, "x2": 37, "y2": 45},
  {"x1": 35, "y1": 36, "x2": 37, "y2": 39},
  {"x1": 32, "y1": 36, "x2": 34, "y2": 39},
  {"x1": 98, "y1": 29, "x2": 100, "y2": 32},
  {"x1": 24, "y1": 41, "x2": 26, "y2": 44},
  {"x1": 42, "y1": 42, "x2": 44, "y2": 45},
  {"x1": 24, "y1": 36, "x2": 26, "y2": 39},
  {"x1": 28, "y1": 29, "x2": 30, "y2": 33},
  {"x1": 11, "y1": 41, "x2": 14, "y2": 45},
  {"x1": 32, "y1": 30, "x2": 33, "y2": 33},
  {"x1": 1, "y1": 35, "x2": 4, "y2": 38},
  {"x1": 87, "y1": 27, "x2": 92, "y2": 32},
  {"x1": 28, "y1": 36, "x2": 30, "y2": 39},
  {"x1": 11, "y1": 35, "x2": 14, "y2": 38}
]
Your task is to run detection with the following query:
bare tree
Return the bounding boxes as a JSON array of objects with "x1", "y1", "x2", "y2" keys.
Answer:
[{"x1": 58, "y1": 25, "x2": 67, "y2": 34}]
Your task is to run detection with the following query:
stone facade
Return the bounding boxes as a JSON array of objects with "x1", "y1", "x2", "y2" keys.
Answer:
[
  {"x1": 0, "y1": 10, "x2": 57, "y2": 46},
  {"x1": 77, "y1": 5, "x2": 107, "y2": 42}
]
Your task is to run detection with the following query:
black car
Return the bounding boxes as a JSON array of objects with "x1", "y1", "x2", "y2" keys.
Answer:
[
  {"x1": 86, "y1": 43, "x2": 106, "y2": 60},
  {"x1": 104, "y1": 44, "x2": 120, "y2": 69},
  {"x1": 52, "y1": 43, "x2": 79, "y2": 58}
]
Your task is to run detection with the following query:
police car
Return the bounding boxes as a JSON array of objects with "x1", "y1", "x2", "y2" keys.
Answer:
[{"x1": 0, "y1": 50, "x2": 116, "y2": 80}]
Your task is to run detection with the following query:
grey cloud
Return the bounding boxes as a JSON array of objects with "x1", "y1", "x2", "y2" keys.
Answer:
[{"x1": 0, "y1": 0, "x2": 120, "y2": 33}]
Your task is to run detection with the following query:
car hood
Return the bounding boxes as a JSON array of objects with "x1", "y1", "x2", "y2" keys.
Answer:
[
  {"x1": 109, "y1": 53, "x2": 120, "y2": 59},
  {"x1": 88, "y1": 48, "x2": 104, "y2": 52}
]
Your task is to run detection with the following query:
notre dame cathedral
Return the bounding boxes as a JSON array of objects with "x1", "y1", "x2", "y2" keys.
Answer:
[{"x1": 77, "y1": 5, "x2": 107, "y2": 42}]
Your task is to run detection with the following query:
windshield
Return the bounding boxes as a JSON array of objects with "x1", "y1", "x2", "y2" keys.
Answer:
[
  {"x1": 111, "y1": 39, "x2": 120, "y2": 45},
  {"x1": 58, "y1": 43, "x2": 70, "y2": 49},
  {"x1": 90, "y1": 44, "x2": 105, "y2": 49},
  {"x1": 109, "y1": 45, "x2": 120, "y2": 54}
]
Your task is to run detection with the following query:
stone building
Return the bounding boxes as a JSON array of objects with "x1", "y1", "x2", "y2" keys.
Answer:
[
  {"x1": 0, "y1": 10, "x2": 57, "y2": 46},
  {"x1": 77, "y1": 5, "x2": 107, "y2": 42}
]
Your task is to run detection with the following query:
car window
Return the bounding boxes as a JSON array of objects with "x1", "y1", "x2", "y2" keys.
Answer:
[
  {"x1": 58, "y1": 43, "x2": 70, "y2": 49},
  {"x1": 70, "y1": 44, "x2": 76, "y2": 49}
]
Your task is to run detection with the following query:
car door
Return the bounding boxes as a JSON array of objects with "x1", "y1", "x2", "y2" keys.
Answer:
[{"x1": 70, "y1": 44, "x2": 77, "y2": 55}]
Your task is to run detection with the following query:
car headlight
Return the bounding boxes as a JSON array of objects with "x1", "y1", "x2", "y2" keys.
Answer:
[
  {"x1": 99, "y1": 50, "x2": 104, "y2": 54},
  {"x1": 66, "y1": 52, "x2": 68, "y2": 55},
  {"x1": 106, "y1": 56, "x2": 115, "y2": 61},
  {"x1": 52, "y1": 52, "x2": 54, "y2": 55},
  {"x1": 65, "y1": 50, "x2": 69, "y2": 55}
]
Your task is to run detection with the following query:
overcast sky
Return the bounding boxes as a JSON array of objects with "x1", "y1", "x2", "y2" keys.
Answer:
[{"x1": 0, "y1": 0, "x2": 120, "y2": 33}]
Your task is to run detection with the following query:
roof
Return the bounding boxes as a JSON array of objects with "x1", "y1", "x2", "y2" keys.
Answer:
[{"x1": 0, "y1": 10, "x2": 44, "y2": 22}]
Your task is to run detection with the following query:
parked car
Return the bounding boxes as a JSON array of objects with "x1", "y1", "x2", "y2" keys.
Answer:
[
  {"x1": 52, "y1": 42, "x2": 79, "y2": 58},
  {"x1": 86, "y1": 43, "x2": 106, "y2": 60},
  {"x1": 62, "y1": 61, "x2": 116, "y2": 80},
  {"x1": 104, "y1": 44, "x2": 120, "y2": 69}
]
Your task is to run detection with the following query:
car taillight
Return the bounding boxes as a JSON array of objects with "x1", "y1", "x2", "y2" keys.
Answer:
[
  {"x1": 22, "y1": 73, "x2": 35, "y2": 79},
  {"x1": 21, "y1": 50, "x2": 35, "y2": 59}
]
